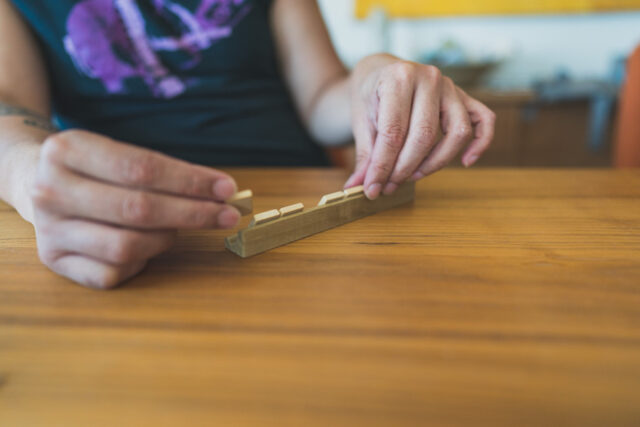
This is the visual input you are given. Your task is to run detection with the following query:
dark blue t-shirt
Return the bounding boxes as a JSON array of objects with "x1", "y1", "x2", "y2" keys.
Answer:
[{"x1": 10, "y1": 0, "x2": 329, "y2": 166}]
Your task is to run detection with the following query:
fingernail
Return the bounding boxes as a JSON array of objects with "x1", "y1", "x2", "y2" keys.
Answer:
[
  {"x1": 217, "y1": 207, "x2": 240, "y2": 229},
  {"x1": 366, "y1": 183, "x2": 382, "y2": 200},
  {"x1": 411, "y1": 172, "x2": 424, "y2": 181},
  {"x1": 464, "y1": 154, "x2": 479, "y2": 167},
  {"x1": 214, "y1": 179, "x2": 237, "y2": 200},
  {"x1": 383, "y1": 182, "x2": 398, "y2": 195}
]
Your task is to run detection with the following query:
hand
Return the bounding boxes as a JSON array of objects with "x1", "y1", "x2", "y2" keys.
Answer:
[
  {"x1": 345, "y1": 54, "x2": 496, "y2": 199},
  {"x1": 30, "y1": 130, "x2": 240, "y2": 289}
]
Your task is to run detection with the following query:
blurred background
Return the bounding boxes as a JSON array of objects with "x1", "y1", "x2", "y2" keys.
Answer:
[{"x1": 317, "y1": 0, "x2": 640, "y2": 168}]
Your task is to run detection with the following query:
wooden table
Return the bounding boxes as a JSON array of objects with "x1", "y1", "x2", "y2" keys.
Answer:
[{"x1": 1, "y1": 168, "x2": 640, "y2": 426}]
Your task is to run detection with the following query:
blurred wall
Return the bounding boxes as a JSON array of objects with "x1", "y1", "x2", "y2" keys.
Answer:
[{"x1": 318, "y1": 0, "x2": 640, "y2": 88}]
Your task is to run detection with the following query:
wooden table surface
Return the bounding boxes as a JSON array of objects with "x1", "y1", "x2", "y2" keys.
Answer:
[{"x1": 1, "y1": 168, "x2": 640, "y2": 426}]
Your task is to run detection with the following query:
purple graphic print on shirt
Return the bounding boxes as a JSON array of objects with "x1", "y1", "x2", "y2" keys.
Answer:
[{"x1": 63, "y1": 0, "x2": 251, "y2": 98}]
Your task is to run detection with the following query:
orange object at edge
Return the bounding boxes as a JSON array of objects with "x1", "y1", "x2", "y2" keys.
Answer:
[{"x1": 614, "y1": 44, "x2": 640, "y2": 168}]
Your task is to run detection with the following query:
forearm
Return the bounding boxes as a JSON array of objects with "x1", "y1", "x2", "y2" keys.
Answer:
[
  {"x1": 0, "y1": 103, "x2": 56, "y2": 223},
  {"x1": 305, "y1": 71, "x2": 352, "y2": 146},
  {"x1": 306, "y1": 54, "x2": 401, "y2": 147}
]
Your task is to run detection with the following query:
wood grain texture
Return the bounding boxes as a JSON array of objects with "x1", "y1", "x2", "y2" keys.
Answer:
[
  {"x1": 226, "y1": 182, "x2": 414, "y2": 258},
  {"x1": 1, "y1": 168, "x2": 640, "y2": 427}
]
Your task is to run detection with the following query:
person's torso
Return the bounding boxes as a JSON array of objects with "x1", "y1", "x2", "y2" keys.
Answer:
[{"x1": 10, "y1": 0, "x2": 328, "y2": 166}]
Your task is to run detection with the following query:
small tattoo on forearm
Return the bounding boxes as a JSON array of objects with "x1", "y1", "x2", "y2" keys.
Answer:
[
  {"x1": 22, "y1": 118, "x2": 58, "y2": 132},
  {"x1": 0, "y1": 102, "x2": 58, "y2": 132}
]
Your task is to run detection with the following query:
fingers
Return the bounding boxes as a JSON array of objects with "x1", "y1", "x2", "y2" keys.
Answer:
[
  {"x1": 47, "y1": 254, "x2": 147, "y2": 290},
  {"x1": 412, "y1": 79, "x2": 473, "y2": 180},
  {"x1": 349, "y1": 61, "x2": 496, "y2": 195},
  {"x1": 34, "y1": 214, "x2": 173, "y2": 289},
  {"x1": 40, "y1": 130, "x2": 237, "y2": 201},
  {"x1": 32, "y1": 166, "x2": 240, "y2": 230},
  {"x1": 387, "y1": 70, "x2": 442, "y2": 193},
  {"x1": 363, "y1": 63, "x2": 415, "y2": 199},
  {"x1": 32, "y1": 131, "x2": 241, "y2": 290},
  {"x1": 457, "y1": 88, "x2": 497, "y2": 167},
  {"x1": 53, "y1": 219, "x2": 176, "y2": 265}
]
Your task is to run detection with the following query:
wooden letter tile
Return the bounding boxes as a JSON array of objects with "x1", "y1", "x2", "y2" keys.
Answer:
[
  {"x1": 318, "y1": 191, "x2": 345, "y2": 206},
  {"x1": 250, "y1": 209, "x2": 281, "y2": 227},
  {"x1": 227, "y1": 189, "x2": 253, "y2": 216},
  {"x1": 279, "y1": 203, "x2": 305, "y2": 217},
  {"x1": 343, "y1": 185, "x2": 365, "y2": 198}
]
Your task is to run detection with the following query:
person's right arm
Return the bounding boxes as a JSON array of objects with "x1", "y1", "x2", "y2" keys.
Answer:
[{"x1": 0, "y1": 0, "x2": 241, "y2": 289}]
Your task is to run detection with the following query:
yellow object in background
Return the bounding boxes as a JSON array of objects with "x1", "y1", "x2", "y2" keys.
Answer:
[{"x1": 355, "y1": 0, "x2": 640, "y2": 18}]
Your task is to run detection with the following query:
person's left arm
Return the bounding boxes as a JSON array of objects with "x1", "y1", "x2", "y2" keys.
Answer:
[{"x1": 271, "y1": 0, "x2": 496, "y2": 199}]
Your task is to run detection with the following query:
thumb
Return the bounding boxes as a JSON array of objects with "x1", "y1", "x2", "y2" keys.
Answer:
[
  {"x1": 344, "y1": 113, "x2": 374, "y2": 188},
  {"x1": 345, "y1": 159, "x2": 368, "y2": 189}
]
